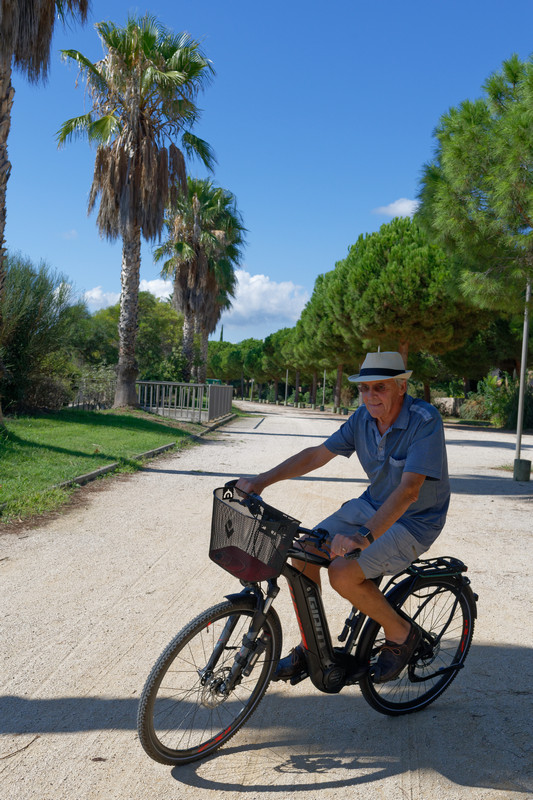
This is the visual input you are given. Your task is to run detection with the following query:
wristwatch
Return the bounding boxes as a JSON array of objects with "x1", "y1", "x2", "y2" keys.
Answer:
[{"x1": 358, "y1": 525, "x2": 374, "y2": 544}]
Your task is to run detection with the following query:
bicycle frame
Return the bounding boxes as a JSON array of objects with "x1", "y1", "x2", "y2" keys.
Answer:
[{"x1": 280, "y1": 559, "x2": 369, "y2": 692}]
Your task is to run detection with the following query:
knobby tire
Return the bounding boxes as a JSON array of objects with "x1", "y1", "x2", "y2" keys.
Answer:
[
  {"x1": 357, "y1": 575, "x2": 476, "y2": 715},
  {"x1": 137, "y1": 598, "x2": 282, "y2": 765}
]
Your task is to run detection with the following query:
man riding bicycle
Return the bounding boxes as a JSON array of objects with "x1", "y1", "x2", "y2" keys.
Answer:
[{"x1": 236, "y1": 350, "x2": 450, "y2": 684}]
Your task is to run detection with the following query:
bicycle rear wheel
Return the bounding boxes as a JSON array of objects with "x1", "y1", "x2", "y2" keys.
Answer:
[
  {"x1": 357, "y1": 576, "x2": 476, "y2": 716},
  {"x1": 137, "y1": 598, "x2": 282, "y2": 765}
]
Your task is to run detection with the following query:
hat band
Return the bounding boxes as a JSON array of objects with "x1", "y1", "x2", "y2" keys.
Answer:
[{"x1": 358, "y1": 367, "x2": 406, "y2": 377}]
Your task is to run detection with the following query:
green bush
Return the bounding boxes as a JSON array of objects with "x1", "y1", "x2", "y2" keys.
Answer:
[
  {"x1": 23, "y1": 374, "x2": 74, "y2": 411},
  {"x1": 476, "y1": 375, "x2": 513, "y2": 426},
  {"x1": 461, "y1": 394, "x2": 491, "y2": 421},
  {"x1": 0, "y1": 253, "x2": 82, "y2": 413},
  {"x1": 461, "y1": 373, "x2": 533, "y2": 428},
  {"x1": 72, "y1": 364, "x2": 116, "y2": 408},
  {"x1": 503, "y1": 385, "x2": 533, "y2": 429}
]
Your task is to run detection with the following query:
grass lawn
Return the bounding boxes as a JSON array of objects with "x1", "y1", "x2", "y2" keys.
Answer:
[{"x1": 0, "y1": 407, "x2": 205, "y2": 523}]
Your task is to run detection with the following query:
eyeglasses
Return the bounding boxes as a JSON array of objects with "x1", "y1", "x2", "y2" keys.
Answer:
[{"x1": 357, "y1": 383, "x2": 391, "y2": 394}]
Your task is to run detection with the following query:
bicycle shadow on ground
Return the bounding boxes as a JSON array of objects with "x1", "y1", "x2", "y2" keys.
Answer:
[
  {"x1": 169, "y1": 641, "x2": 531, "y2": 795},
  {"x1": 1, "y1": 644, "x2": 530, "y2": 794}
]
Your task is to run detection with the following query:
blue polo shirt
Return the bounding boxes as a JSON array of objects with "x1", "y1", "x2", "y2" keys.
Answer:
[{"x1": 324, "y1": 395, "x2": 450, "y2": 546}]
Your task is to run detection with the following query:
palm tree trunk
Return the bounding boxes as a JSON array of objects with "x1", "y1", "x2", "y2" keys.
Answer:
[
  {"x1": 0, "y1": 56, "x2": 14, "y2": 425},
  {"x1": 114, "y1": 226, "x2": 141, "y2": 407},
  {"x1": 181, "y1": 312, "x2": 195, "y2": 381},
  {"x1": 198, "y1": 328, "x2": 208, "y2": 383}
]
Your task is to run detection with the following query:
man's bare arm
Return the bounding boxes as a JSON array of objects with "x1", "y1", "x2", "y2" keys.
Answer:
[
  {"x1": 236, "y1": 443, "x2": 337, "y2": 496},
  {"x1": 330, "y1": 471, "x2": 426, "y2": 556}
]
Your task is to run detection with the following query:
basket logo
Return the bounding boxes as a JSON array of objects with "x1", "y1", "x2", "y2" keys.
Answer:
[{"x1": 225, "y1": 519, "x2": 235, "y2": 539}]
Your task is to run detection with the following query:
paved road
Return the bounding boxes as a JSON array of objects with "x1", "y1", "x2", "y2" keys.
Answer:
[{"x1": 1, "y1": 405, "x2": 532, "y2": 799}]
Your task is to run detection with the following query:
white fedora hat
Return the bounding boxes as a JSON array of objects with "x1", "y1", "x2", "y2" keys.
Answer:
[{"x1": 348, "y1": 351, "x2": 412, "y2": 383}]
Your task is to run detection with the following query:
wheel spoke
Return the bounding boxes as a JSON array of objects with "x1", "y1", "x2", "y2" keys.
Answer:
[
  {"x1": 358, "y1": 577, "x2": 475, "y2": 715},
  {"x1": 137, "y1": 600, "x2": 280, "y2": 764}
]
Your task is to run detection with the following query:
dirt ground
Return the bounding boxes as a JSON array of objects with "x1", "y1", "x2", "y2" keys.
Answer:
[{"x1": 1, "y1": 402, "x2": 532, "y2": 800}]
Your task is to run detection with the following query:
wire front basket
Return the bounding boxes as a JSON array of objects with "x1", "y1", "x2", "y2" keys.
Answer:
[{"x1": 210, "y1": 486, "x2": 301, "y2": 581}]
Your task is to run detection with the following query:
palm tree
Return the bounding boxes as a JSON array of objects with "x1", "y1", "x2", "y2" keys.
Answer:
[
  {"x1": 0, "y1": 0, "x2": 89, "y2": 423},
  {"x1": 155, "y1": 177, "x2": 245, "y2": 382},
  {"x1": 57, "y1": 14, "x2": 215, "y2": 406}
]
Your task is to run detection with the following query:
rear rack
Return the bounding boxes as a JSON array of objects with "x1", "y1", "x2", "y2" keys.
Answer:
[{"x1": 407, "y1": 556, "x2": 468, "y2": 578}]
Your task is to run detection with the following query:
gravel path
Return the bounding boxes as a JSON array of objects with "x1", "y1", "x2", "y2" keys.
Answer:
[{"x1": 1, "y1": 403, "x2": 532, "y2": 800}]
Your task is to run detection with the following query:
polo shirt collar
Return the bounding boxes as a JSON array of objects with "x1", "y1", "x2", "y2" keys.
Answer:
[{"x1": 393, "y1": 394, "x2": 412, "y2": 430}]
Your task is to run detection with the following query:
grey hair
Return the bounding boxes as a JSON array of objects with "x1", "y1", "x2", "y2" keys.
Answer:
[{"x1": 395, "y1": 378, "x2": 408, "y2": 389}]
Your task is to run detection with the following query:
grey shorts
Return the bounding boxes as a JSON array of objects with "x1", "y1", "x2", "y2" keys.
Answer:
[{"x1": 317, "y1": 497, "x2": 428, "y2": 579}]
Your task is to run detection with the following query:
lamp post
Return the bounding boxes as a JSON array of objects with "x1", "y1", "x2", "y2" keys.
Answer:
[{"x1": 514, "y1": 277, "x2": 531, "y2": 481}]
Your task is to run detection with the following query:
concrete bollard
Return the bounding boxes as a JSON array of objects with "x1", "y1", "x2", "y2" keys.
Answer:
[{"x1": 513, "y1": 459, "x2": 531, "y2": 481}]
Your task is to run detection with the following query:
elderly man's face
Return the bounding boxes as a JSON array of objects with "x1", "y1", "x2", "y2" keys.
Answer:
[{"x1": 358, "y1": 379, "x2": 406, "y2": 428}]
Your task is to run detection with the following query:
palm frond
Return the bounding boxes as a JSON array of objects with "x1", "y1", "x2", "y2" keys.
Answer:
[
  {"x1": 56, "y1": 113, "x2": 94, "y2": 145},
  {"x1": 181, "y1": 132, "x2": 217, "y2": 171},
  {"x1": 88, "y1": 115, "x2": 121, "y2": 144},
  {"x1": 60, "y1": 14, "x2": 215, "y2": 243},
  {"x1": 60, "y1": 49, "x2": 109, "y2": 96}
]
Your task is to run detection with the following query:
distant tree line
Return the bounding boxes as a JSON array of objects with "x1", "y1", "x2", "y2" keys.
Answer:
[{"x1": 205, "y1": 216, "x2": 531, "y2": 411}]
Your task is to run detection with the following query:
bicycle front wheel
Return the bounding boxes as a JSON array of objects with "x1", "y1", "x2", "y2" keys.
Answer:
[
  {"x1": 137, "y1": 598, "x2": 282, "y2": 765},
  {"x1": 357, "y1": 576, "x2": 476, "y2": 716}
]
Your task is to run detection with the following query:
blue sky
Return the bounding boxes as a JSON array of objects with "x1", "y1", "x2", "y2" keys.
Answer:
[{"x1": 6, "y1": 0, "x2": 533, "y2": 342}]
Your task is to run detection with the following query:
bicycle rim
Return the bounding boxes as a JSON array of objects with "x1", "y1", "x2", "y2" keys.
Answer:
[
  {"x1": 137, "y1": 599, "x2": 281, "y2": 764},
  {"x1": 358, "y1": 576, "x2": 475, "y2": 715}
]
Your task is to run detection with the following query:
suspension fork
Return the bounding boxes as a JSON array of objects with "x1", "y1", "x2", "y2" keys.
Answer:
[{"x1": 221, "y1": 582, "x2": 280, "y2": 692}]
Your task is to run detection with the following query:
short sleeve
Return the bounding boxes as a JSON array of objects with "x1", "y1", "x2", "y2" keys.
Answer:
[
  {"x1": 403, "y1": 411, "x2": 445, "y2": 480},
  {"x1": 324, "y1": 410, "x2": 360, "y2": 458}
]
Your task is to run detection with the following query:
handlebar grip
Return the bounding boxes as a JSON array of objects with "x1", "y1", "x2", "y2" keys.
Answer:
[
  {"x1": 223, "y1": 479, "x2": 263, "y2": 508},
  {"x1": 344, "y1": 548, "x2": 362, "y2": 560}
]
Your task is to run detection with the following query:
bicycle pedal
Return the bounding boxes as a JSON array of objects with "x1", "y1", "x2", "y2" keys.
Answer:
[{"x1": 289, "y1": 670, "x2": 309, "y2": 686}]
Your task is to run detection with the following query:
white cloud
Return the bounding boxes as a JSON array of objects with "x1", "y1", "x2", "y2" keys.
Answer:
[
  {"x1": 372, "y1": 198, "x2": 420, "y2": 218},
  {"x1": 83, "y1": 271, "x2": 307, "y2": 339},
  {"x1": 61, "y1": 229, "x2": 78, "y2": 240},
  {"x1": 220, "y1": 269, "x2": 309, "y2": 328},
  {"x1": 139, "y1": 277, "x2": 173, "y2": 300},
  {"x1": 83, "y1": 278, "x2": 172, "y2": 311},
  {"x1": 83, "y1": 286, "x2": 120, "y2": 311}
]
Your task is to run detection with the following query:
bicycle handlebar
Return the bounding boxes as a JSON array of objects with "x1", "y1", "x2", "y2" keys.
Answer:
[{"x1": 224, "y1": 480, "x2": 362, "y2": 560}]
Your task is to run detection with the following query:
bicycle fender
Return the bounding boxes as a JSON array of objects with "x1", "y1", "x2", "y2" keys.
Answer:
[
  {"x1": 386, "y1": 573, "x2": 478, "y2": 620},
  {"x1": 224, "y1": 590, "x2": 261, "y2": 606}
]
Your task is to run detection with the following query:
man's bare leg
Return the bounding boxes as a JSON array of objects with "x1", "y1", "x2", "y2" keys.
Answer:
[{"x1": 328, "y1": 557, "x2": 410, "y2": 643}]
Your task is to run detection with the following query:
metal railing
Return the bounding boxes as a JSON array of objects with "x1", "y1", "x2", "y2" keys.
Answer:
[{"x1": 136, "y1": 381, "x2": 233, "y2": 423}]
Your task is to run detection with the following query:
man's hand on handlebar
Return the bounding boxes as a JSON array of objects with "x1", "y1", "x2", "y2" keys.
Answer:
[
  {"x1": 235, "y1": 477, "x2": 265, "y2": 497},
  {"x1": 330, "y1": 532, "x2": 371, "y2": 559}
]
